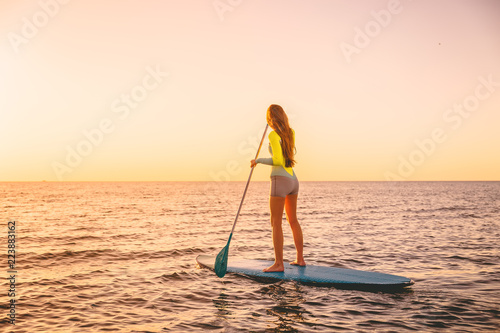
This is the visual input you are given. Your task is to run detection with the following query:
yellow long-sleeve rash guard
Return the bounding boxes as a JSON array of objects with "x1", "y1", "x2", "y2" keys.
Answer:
[{"x1": 256, "y1": 129, "x2": 296, "y2": 178}]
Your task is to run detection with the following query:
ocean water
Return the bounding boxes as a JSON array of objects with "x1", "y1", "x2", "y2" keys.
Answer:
[{"x1": 0, "y1": 181, "x2": 499, "y2": 332}]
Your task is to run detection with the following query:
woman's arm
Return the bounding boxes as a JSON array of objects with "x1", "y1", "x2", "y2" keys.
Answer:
[
  {"x1": 252, "y1": 131, "x2": 285, "y2": 167},
  {"x1": 253, "y1": 132, "x2": 281, "y2": 166},
  {"x1": 267, "y1": 131, "x2": 284, "y2": 166},
  {"x1": 255, "y1": 157, "x2": 273, "y2": 165}
]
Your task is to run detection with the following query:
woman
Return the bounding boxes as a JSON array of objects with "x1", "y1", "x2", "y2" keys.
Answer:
[{"x1": 251, "y1": 104, "x2": 306, "y2": 272}]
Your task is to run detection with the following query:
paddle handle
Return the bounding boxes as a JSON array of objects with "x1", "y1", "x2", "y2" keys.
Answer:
[{"x1": 229, "y1": 124, "x2": 269, "y2": 234}]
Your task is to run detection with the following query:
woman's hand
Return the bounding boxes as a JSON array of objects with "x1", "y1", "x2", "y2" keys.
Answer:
[{"x1": 250, "y1": 159, "x2": 257, "y2": 168}]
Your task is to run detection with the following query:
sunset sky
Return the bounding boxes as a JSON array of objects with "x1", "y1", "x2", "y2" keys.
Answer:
[{"x1": 1, "y1": 0, "x2": 499, "y2": 181}]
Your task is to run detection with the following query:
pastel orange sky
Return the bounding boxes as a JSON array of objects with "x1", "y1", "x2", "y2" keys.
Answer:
[{"x1": 1, "y1": 0, "x2": 499, "y2": 181}]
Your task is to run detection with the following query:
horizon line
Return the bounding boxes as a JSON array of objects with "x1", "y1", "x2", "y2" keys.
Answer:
[{"x1": 1, "y1": 180, "x2": 499, "y2": 183}]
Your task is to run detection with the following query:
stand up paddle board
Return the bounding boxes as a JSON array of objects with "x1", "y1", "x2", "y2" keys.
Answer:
[{"x1": 196, "y1": 255, "x2": 414, "y2": 289}]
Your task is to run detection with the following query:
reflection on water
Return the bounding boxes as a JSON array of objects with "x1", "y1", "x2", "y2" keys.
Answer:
[
  {"x1": 261, "y1": 282, "x2": 308, "y2": 331},
  {"x1": 0, "y1": 181, "x2": 499, "y2": 332}
]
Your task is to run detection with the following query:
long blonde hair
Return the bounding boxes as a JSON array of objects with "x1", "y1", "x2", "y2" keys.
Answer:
[{"x1": 266, "y1": 104, "x2": 296, "y2": 168}]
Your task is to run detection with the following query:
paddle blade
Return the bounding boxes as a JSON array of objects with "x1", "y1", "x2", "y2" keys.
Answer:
[
  {"x1": 214, "y1": 233, "x2": 233, "y2": 278},
  {"x1": 214, "y1": 246, "x2": 229, "y2": 278}
]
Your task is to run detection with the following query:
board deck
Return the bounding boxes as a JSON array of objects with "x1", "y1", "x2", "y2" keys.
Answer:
[{"x1": 196, "y1": 255, "x2": 414, "y2": 289}]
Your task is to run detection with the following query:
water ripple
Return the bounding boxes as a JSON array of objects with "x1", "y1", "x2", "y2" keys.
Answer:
[{"x1": 0, "y1": 181, "x2": 499, "y2": 332}]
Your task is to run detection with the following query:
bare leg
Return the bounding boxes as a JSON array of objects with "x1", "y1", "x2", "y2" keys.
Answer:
[
  {"x1": 263, "y1": 196, "x2": 286, "y2": 272},
  {"x1": 285, "y1": 194, "x2": 306, "y2": 266}
]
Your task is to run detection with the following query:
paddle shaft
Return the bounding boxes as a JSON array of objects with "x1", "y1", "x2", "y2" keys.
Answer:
[{"x1": 229, "y1": 124, "x2": 269, "y2": 234}]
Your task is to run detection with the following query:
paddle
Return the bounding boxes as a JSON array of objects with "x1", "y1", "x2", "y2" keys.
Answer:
[{"x1": 214, "y1": 124, "x2": 269, "y2": 278}]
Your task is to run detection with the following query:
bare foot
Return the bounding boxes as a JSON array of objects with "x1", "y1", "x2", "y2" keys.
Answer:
[
  {"x1": 290, "y1": 260, "x2": 306, "y2": 266},
  {"x1": 263, "y1": 262, "x2": 284, "y2": 272}
]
